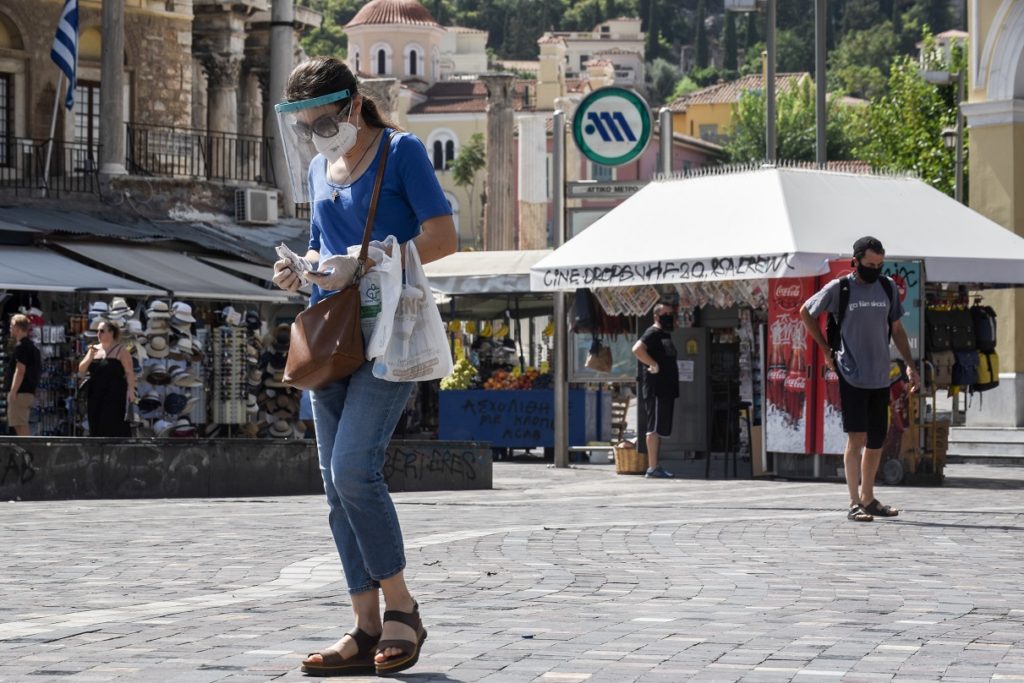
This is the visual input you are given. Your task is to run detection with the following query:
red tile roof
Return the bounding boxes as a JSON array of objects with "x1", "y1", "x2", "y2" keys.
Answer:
[
  {"x1": 668, "y1": 73, "x2": 809, "y2": 111},
  {"x1": 407, "y1": 79, "x2": 536, "y2": 114},
  {"x1": 346, "y1": 0, "x2": 440, "y2": 29}
]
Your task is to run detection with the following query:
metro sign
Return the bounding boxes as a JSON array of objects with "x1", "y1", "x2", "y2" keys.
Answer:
[{"x1": 572, "y1": 87, "x2": 652, "y2": 167}]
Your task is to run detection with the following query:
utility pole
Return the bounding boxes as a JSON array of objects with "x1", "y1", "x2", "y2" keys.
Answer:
[
  {"x1": 765, "y1": 0, "x2": 776, "y2": 163},
  {"x1": 270, "y1": 0, "x2": 295, "y2": 215},
  {"x1": 815, "y1": 0, "x2": 827, "y2": 168}
]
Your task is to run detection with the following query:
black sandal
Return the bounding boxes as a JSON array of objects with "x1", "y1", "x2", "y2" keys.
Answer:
[
  {"x1": 375, "y1": 601, "x2": 428, "y2": 677},
  {"x1": 848, "y1": 503, "x2": 874, "y2": 522},
  {"x1": 301, "y1": 627, "x2": 379, "y2": 677},
  {"x1": 863, "y1": 499, "x2": 899, "y2": 517}
]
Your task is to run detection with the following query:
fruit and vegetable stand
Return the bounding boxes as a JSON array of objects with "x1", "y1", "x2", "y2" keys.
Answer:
[{"x1": 438, "y1": 388, "x2": 608, "y2": 448}]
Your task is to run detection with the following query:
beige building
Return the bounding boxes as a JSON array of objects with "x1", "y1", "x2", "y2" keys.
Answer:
[
  {"x1": 963, "y1": 0, "x2": 1024, "y2": 427},
  {"x1": 538, "y1": 18, "x2": 646, "y2": 90}
]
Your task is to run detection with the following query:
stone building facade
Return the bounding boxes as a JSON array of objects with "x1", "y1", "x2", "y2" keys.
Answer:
[{"x1": 0, "y1": 0, "x2": 317, "y2": 210}]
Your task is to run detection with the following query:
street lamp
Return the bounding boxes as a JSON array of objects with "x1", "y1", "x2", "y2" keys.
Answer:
[{"x1": 941, "y1": 126, "x2": 958, "y2": 150}]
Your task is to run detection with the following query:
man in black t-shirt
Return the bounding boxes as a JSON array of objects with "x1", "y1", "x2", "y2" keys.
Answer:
[
  {"x1": 6, "y1": 314, "x2": 40, "y2": 436},
  {"x1": 632, "y1": 303, "x2": 679, "y2": 478}
]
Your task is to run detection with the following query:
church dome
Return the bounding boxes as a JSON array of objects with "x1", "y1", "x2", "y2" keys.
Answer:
[{"x1": 346, "y1": 0, "x2": 441, "y2": 29}]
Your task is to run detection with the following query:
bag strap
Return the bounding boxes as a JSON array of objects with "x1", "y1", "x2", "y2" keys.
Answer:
[
  {"x1": 355, "y1": 130, "x2": 395, "y2": 279},
  {"x1": 836, "y1": 277, "x2": 850, "y2": 330}
]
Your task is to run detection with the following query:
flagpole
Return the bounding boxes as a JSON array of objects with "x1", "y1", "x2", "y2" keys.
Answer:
[{"x1": 42, "y1": 72, "x2": 64, "y2": 195}]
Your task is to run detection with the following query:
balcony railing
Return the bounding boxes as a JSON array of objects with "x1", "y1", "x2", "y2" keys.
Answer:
[
  {"x1": 125, "y1": 123, "x2": 276, "y2": 184},
  {"x1": 0, "y1": 136, "x2": 100, "y2": 196}
]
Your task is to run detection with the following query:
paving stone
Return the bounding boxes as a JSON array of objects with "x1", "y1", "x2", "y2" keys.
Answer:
[{"x1": 1, "y1": 462, "x2": 1023, "y2": 681}]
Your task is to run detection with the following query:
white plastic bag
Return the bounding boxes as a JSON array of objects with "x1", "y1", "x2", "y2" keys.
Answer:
[
  {"x1": 373, "y1": 240, "x2": 454, "y2": 382},
  {"x1": 346, "y1": 235, "x2": 402, "y2": 360}
]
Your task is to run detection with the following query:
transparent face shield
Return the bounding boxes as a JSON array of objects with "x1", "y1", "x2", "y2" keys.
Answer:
[{"x1": 274, "y1": 89, "x2": 353, "y2": 204}]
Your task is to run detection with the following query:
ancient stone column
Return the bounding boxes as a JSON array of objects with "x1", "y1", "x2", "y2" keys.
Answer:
[
  {"x1": 203, "y1": 54, "x2": 242, "y2": 180},
  {"x1": 359, "y1": 78, "x2": 399, "y2": 120},
  {"x1": 99, "y1": 0, "x2": 127, "y2": 176},
  {"x1": 204, "y1": 54, "x2": 242, "y2": 134},
  {"x1": 518, "y1": 114, "x2": 548, "y2": 249},
  {"x1": 480, "y1": 73, "x2": 516, "y2": 251}
]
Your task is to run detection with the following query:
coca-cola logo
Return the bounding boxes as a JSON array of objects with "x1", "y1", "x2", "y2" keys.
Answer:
[
  {"x1": 774, "y1": 283, "x2": 803, "y2": 311},
  {"x1": 891, "y1": 273, "x2": 908, "y2": 302}
]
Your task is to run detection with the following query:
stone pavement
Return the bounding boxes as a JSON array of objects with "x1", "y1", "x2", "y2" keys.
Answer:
[{"x1": 2, "y1": 461, "x2": 1024, "y2": 683}]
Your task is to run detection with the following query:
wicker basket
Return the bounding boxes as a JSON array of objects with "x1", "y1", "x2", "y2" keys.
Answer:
[{"x1": 614, "y1": 445, "x2": 647, "y2": 475}]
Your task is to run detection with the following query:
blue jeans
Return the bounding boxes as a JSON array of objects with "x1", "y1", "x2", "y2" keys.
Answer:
[{"x1": 311, "y1": 361, "x2": 413, "y2": 594}]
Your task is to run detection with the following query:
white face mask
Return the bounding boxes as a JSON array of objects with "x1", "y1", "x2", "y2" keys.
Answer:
[{"x1": 312, "y1": 107, "x2": 358, "y2": 163}]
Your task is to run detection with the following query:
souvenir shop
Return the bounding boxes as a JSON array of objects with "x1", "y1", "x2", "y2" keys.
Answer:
[{"x1": 1, "y1": 243, "x2": 307, "y2": 440}]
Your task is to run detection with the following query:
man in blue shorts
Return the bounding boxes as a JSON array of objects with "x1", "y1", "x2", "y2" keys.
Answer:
[{"x1": 800, "y1": 237, "x2": 920, "y2": 521}]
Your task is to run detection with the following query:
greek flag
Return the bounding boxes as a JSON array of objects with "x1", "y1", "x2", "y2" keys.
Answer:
[{"x1": 50, "y1": 0, "x2": 79, "y2": 110}]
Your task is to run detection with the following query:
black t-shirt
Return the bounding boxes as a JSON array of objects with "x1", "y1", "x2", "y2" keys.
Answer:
[
  {"x1": 7, "y1": 338, "x2": 41, "y2": 394},
  {"x1": 637, "y1": 326, "x2": 679, "y2": 398}
]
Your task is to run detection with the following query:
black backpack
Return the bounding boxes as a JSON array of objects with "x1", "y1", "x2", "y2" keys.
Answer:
[
  {"x1": 970, "y1": 304, "x2": 997, "y2": 353},
  {"x1": 827, "y1": 275, "x2": 895, "y2": 353},
  {"x1": 948, "y1": 308, "x2": 976, "y2": 352},
  {"x1": 925, "y1": 309, "x2": 952, "y2": 352}
]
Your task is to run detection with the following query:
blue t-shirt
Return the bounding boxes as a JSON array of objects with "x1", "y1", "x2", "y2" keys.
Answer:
[{"x1": 307, "y1": 129, "x2": 451, "y2": 305}]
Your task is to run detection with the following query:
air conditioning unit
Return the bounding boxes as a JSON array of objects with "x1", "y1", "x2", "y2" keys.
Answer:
[{"x1": 235, "y1": 188, "x2": 279, "y2": 225}]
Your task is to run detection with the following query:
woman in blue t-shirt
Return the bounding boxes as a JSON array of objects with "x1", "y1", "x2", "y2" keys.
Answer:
[{"x1": 272, "y1": 57, "x2": 455, "y2": 677}]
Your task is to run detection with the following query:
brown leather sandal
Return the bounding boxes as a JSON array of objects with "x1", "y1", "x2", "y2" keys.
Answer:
[
  {"x1": 375, "y1": 602, "x2": 428, "y2": 676},
  {"x1": 301, "y1": 627, "x2": 379, "y2": 677}
]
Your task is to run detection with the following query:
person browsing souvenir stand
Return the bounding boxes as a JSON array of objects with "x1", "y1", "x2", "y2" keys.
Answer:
[{"x1": 271, "y1": 56, "x2": 456, "y2": 677}]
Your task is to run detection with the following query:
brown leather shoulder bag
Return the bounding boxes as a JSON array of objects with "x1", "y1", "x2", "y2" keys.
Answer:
[{"x1": 284, "y1": 132, "x2": 394, "y2": 391}]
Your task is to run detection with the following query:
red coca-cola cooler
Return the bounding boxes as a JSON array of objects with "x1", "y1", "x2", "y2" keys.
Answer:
[
  {"x1": 766, "y1": 277, "x2": 819, "y2": 454},
  {"x1": 814, "y1": 261, "x2": 855, "y2": 455}
]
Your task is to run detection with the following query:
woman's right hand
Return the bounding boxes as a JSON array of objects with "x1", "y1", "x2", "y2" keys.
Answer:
[{"x1": 272, "y1": 258, "x2": 301, "y2": 293}]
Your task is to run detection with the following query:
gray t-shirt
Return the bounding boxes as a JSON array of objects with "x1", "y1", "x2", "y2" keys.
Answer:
[{"x1": 804, "y1": 274, "x2": 904, "y2": 389}]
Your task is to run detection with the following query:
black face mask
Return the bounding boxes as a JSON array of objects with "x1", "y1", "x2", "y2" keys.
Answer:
[
  {"x1": 857, "y1": 264, "x2": 882, "y2": 284},
  {"x1": 657, "y1": 314, "x2": 675, "y2": 331}
]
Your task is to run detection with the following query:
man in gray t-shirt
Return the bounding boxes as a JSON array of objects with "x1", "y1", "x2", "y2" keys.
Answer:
[{"x1": 800, "y1": 236, "x2": 920, "y2": 523}]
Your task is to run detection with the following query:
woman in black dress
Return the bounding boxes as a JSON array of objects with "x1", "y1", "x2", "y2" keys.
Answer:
[{"x1": 78, "y1": 322, "x2": 137, "y2": 437}]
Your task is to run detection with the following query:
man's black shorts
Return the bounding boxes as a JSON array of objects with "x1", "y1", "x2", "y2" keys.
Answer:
[
  {"x1": 838, "y1": 372, "x2": 889, "y2": 449},
  {"x1": 642, "y1": 390, "x2": 674, "y2": 438}
]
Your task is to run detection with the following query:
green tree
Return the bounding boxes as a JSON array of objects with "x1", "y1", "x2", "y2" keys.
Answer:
[
  {"x1": 723, "y1": 12, "x2": 738, "y2": 72},
  {"x1": 853, "y1": 55, "x2": 959, "y2": 196},
  {"x1": 647, "y1": 58, "x2": 682, "y2": 105},
  {"x1": 695, "y1": 0, "x2": 709, "y2": 69},
  {"x1": 744, "y1": 11, "x2": 759, "y2": 49},
  {"x1": 668, "y1": 75, "x2": 700, "y2": 102},
  {"x1": 829, "y1": 22, "x2": 898, "y2": 98},
  {"x1": 841, "y1": 0, "x2": 886, "y2": 33},
  {"x1": 297, "y1": 0, "x2": 362, "y2": 58},
  {"x1": 451, "y1": 133, "x2": 487, "y2": 238},
  {"x1": 644, "y1": 0, "x2": 661, "y2": 62},
  {"x1": 726, "y1": 76, "x2": 868, "y2": 162}
]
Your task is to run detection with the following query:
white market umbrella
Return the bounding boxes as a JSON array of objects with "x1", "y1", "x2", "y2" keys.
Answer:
[{"x1": 530, "y1": 167, "x2": 1024, "y2": 290}]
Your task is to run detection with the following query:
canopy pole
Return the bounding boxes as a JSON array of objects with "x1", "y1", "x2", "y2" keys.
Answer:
[{"x1": 552, "y1": 110, "x2": 569, "y2": 468}]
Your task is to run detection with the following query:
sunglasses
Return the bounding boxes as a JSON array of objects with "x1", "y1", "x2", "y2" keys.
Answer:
[{"x1": 291, "y1": 103, "x2": 352, "y2": 142}]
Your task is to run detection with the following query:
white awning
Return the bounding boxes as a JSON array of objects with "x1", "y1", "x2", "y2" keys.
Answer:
[
  {"x1": 531, "y1": 168, "x2": 1024, "y2": 290},
  {"x1": 198, "y1": 255, "x2": 310, "y2": 297},
  {"x1": 58, "y1": 243, "x2": 296, "y2": 303},
  {"x1": 424, "y1": 249, "x2": 552, "y2": 294},
  {"x1": 0, "y1": 246, "x2": 165, "y2": 295}
]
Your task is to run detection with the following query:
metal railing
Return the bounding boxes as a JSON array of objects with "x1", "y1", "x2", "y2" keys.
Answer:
[
  {"x1": 0, "y1": 136, "x2": 100, "y2": 195},
  {"x1": 125, "y1": 123, "x2": 275, "y2": 184}
]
